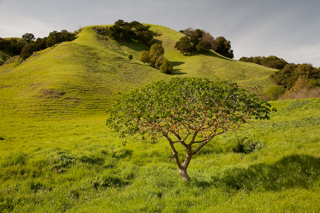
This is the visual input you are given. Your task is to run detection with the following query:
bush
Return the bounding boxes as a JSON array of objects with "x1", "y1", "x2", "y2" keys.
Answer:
[
  {"x1": 160, "y1": 58, "x2": 173, "y2": 74},
  {"x1": 232, "y1": 137, "x2": 264, "y2": 154},
  {"x1": 138, "y1": 43, "x2": 173, "y2": 73},
  {"x1": 264, "y1": 86, "x2": 286, "y2": 100}
]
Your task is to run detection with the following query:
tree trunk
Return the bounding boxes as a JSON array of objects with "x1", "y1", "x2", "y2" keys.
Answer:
[
  {"x1": 179, "y1": 153, "x2": 192, "y2": 182},
  {"x1": 179, "y1": 167, "x2": 190, "y2": 182}
]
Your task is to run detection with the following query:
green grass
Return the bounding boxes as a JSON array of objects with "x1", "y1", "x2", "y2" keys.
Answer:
[
  {"x1": 0, "y1": 99, "x2": 319, "y2": 212},
  {"x1": 0, "y1": 25, "x2": 319, "y2": 212}
]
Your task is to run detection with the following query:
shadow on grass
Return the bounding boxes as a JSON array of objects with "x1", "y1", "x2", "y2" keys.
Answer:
[
  {"x1": 171, "y1": 61, "x2": 185, "y2": 66},
  {"x1": 204, "y1": 51, "x2": 234, "y2": 62},
  {"x1": 194, "y1": 154, "x2": 320, "y2": 191},
  {"x1": 185, "y1": 50, "x2": 234, "y2": 62},
  {"x1": 118, "y1": 40, "x2": 149, "y2": 52}
]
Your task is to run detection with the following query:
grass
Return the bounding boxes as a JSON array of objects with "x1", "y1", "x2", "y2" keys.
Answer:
[
  {"x1": 0, "y1": 98, "x2": 319, "y2": 212},
  {"x1": 0, "y1": 24, "x2": 319, "y2": 212}
]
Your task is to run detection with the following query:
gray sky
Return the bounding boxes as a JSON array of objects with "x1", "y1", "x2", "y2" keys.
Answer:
[{"x1": 1, "y1": 0, "x2": 319, "y2": 67}]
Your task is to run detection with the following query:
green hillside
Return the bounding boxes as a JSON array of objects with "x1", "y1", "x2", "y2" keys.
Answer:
[
  {"x1": 1, "y1": 24, "x2": 319, "y2": 212},
  {"x1": 0, "y1": 25, "x2": 275, "y2": 119}
]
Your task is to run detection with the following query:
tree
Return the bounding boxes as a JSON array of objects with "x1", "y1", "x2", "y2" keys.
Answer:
[
  {"x1": 46, "y1": 30, "x2": 75, "y2": 48},
  {"x1": 22, "y1": 33, "x2": 35, "y2": 43},
  {"x1": 149, "y1": 43, "x2": 164, "y2": 67},
  {"x1": 20, "y1": 44, "x2": 34, "y2": 60},
  {"x1": 159, "y1": 58, "x2": 173, "y2": 74},
  {"x1": 175, "y1": 36, "x2": 193, "y2": 54},
  {"x1": 196, "y1": 41, "x2": 211, "y2": 53},
  {"x1": 215, "y1": 36, "x2": 234, "y2": 59},
  {"x1": 179, "y1": 28, "x2": 218, "y2": 52},
  {"x1": 106, "y1": 77, "x2": 272, "y2": 181},
  {"x1": 139, "y1": 50, "x2": 150, "y2": 63},
  {"x1": 106, "y1": 20, "x2": 155, "y2": 46}
]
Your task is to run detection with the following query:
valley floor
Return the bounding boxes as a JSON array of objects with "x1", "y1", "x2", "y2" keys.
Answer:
[{"x1": 1, "y1": 98, "x2": 320, "y2": 212}]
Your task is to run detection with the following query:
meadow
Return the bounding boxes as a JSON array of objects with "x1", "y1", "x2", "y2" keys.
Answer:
[
  {"x1": 0, "y1": 25, "x2": 319, "y2": 212},
  {"x1": 1, "y1": 98, "x2": 320, "y2": 212}
]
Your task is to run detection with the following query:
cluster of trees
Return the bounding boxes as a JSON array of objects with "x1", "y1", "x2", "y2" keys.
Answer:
[
  {"x1": 271, "y1": 63, "x2": 320, "y2": 90},
  {"x1": 106, "y1": 20, "x2": 155, "y2": 46},
  {"x1": 0, "y1": 30, "x2": 76, "y2": 61},
  {"x1": 175, "y1": 28, "x2": 212, "y2": 54},
  {"x1": 175, "y1": 28, "x2": 234, "y2": 59},
  {"x1": 239, "y1": 55, "x2": 288, "y2": 70},
  {"x1": 20, "y1": 30, "x2": 75, "y2": 60},
  {"x1": 139, "y1": 43, "x2": 173, "y2": 74},
  {"x1": 0, "y1": 37, "x2": 27, "y2": 56}
]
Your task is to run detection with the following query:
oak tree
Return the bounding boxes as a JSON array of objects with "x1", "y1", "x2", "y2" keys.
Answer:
[{"x1": 106, "y1": 77, "x2": 272, "y2": 181}]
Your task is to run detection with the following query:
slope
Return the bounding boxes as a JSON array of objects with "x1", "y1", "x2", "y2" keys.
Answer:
[
  {"x1": 0, "y1": 26, "x2": 169, "y2": 120},
  {"x1": 0, "y1": 24, "x2": 276, "y2": 120}
]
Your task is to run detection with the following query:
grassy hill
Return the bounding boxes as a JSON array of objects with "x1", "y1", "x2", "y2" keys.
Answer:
[
  {"x1": 0, "y1": 24, "x2": 275, "y2": 119},
  {"x1": 0, "y1": 24, "x2": 319, "y2": 212}
]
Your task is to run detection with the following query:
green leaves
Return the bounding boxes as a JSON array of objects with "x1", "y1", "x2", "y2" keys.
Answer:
[{"x1": 106, "y1": 77, "x2": 272, "y2": 144}]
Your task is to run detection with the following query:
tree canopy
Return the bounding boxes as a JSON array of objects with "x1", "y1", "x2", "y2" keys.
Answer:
[
  {"x1": 175, "y1": 28, "x2": 212, "y2": 54},
  {"x1": 106, "y1": 77, "x2": 272, "y2": 181},
  {"x1": 240, "y1": 55, "x2": 288, "y2": 70},
  {"x1": 106, "y1": 20, "x2": 155, "y2": 46},
  {"x1": 271, "y1": 63, "x2": 320, "y2": 90},
  {"x1": 215, "y1": 36, "x2": 234, "y2": 59},
  {"x1": 176, "y1": 28, "x2": 233, "y2": 58}
]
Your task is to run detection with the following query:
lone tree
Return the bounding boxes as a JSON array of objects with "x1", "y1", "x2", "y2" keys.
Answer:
[{"x1": 106, "y1": 77, "x2": 272, "y2": 181}]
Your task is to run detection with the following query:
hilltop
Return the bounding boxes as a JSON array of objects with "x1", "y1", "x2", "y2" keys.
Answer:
[{"x1": 0, "y1": 24, "x2": 276, "y2": 119}]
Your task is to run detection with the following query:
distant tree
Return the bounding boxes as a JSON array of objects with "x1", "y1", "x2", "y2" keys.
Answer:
[
  {"x1": 240, "y1": 55, "x2": 288, "y2": 69},
  {"x1": 128, "y1": 54, "x2": 133, "y2": 61},
  {"x1": 176, "y1": 28, "x2": 218, "y2": 54},
  {"x1": 201, "y1": 32, "x2": 218, "y2": 51},
  {"x1": 22, "y1": 33, "x2": 35, "y2": 43},
  {"x1": 139, "y1": 50, "x2": 150, "y2": 63},
  {"x1": 159, "y1": 58, "x2": 173, "y2": 74},
  {"x1": 149, "y1": 43, "x2": 164, "y2": 67},
  {"x1": 271, "y1": 63, "x2": 319, "y2": 90},
  {"x1": 139, "y1": 43, "x2": 173, "y2": 73},
  {"x1": 175, "y1": 36, "x2": 193, "y2": 54},
  {"x1": 33, "y1": 37, "x2": 47, "y2": 51},
  {"x1": 189, "y1": 29, "x2": 203, "y2": 47},
  {"x1": 46, "y1": 30, "x2": 75, "y2": 48},
  {"x1": 106, "y1": 20, "x2": 155, "y2": 46},
  {"x1": 0, "y1": 38, "x2": 27, "y2": 55},
  {"x1": 106, "y1": 77, "x2": 272, "y2": 181},
  {"x1": 20, "y1": 44, "x2": 34, "y2": 60},
  {"x1": 196, "y1": 41, "x2": 211, "y2": 53},
  {"x1": 46, "y1": 31, "x2": 60, "y2": 47},
  {"x1": 215, "y1": 36, "x2": 234, "y2": 59}
]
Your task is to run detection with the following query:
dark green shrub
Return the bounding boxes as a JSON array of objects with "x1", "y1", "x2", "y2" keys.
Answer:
[{"x1": 232, "y1": 137, "x2": 264, "y2": 154}]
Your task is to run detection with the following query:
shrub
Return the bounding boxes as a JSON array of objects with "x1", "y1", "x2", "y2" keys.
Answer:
[{"x1": 264, "y1": 86, "x2": 286, "y2": 100}]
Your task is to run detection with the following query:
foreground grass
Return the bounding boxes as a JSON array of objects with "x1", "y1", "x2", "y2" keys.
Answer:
[{"x1": 0, "y1": 98, "x2": 320, "y2": 212}]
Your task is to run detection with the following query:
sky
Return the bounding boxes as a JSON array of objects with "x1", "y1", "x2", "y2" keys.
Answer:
[{"x1": 1, "y1": 0, "x2": 319, "y2": 67}]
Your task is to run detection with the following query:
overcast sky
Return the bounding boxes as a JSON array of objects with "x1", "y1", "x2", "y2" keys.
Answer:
[{"x1": 1, "y1": 0, "x2": 319, "y2": 67}]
